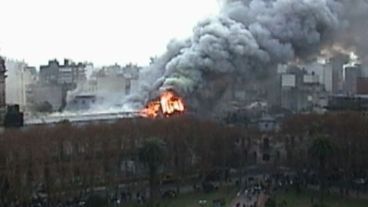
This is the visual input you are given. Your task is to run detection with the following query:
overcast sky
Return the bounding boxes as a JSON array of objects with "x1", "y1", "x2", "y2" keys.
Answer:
[{"x1": 0, "y1": 0, "x2": 219, "y2": 67}]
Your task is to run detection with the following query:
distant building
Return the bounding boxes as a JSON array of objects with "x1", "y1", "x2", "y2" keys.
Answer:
[
  {"x1": 5, "y1": 61, "x2": 38, "y2": 110},
  {"x1": 40, "y1": 59, "x2": 86, "y2": 89},
  {"x1": 67, "y1": 95, "x2": 96, "y2": 111},
  {"x1": 305, "y1": 62, "x2": 327, "y2": 85},
  {"x1": 326, "y1": 95, "x2": 368, "y2": 112},
  {"x1": 36, "y1": 59, "x2": 87, "y2": 112},
  {"x1": 26, "y1": 83, "x2": 64, "y2": 112},
  {"x1": 357, "y1": 77, "x2": 368, "y2": 95},
  {"x1": 331, "y1": 54, "x2": 349, "y2": 93},
  {"x1": 0, "y1": 57, "x2": 24, "y2": 127},
  {"x1": 96, "y1": 63, "x2": 139, "y2": 96},
  {"x1": 0, "y1": 56, "x2": 6, "y2": 124},
  {"x1": 323, "y1": 63, "x2": 334, "y2": 93},
  {"x1": 247, "y1": 134, "x2": 287, "y2": 166},
  {"x1": 280, "y1": 65, "x2": 326, "y2": 113},
  {"x1": 0, "y1": 56, "x2": 6, "y2": 109},
  {"x1": 256, "y1": 114, "x2": 279, "y2": 132},
  {"x1": 64, "y1": 63, "x2": 141, "y2": 111},
  {"x1": 344, "y1": 64, "x2": 362, "y2": 95}
]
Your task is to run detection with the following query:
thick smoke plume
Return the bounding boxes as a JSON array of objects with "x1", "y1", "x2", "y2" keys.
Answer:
[
  {"x1": 126, "y1": 0, "x2": 368, "y2": 111},
  {"x1": 335, "y1": 0, "x2": 368, "y2": 64}
]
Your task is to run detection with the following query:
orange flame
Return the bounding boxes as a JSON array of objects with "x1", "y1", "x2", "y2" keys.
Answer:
[{"x1": 141, "y1": 91, "x2": 185, "y2": 118}]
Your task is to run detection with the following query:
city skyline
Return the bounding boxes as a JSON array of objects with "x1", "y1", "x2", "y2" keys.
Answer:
[{"x1": 0, "y1": 0, "x2": 219, "y2": 67}]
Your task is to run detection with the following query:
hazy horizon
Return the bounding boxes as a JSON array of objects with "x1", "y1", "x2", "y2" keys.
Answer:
[{"x1": 0, "y1": 0, "x2": 219, "y2": 67}]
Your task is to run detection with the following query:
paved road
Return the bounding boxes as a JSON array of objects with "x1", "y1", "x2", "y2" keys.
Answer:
[{"x1": 229, "y1": 192, "x2": 268, "y2": 207}]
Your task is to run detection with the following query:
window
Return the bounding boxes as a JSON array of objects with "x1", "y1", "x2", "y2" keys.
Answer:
[
  {"x1": 276, "y1": 151, "x2": 281, "y2": 160},
  {"x1": 263, "y1": 154, "x2": 270, "y2": 162},
  {"x1": 263, "y1": 138, "x2": 270, "y2": 150},
  {"x1": 253, "y1": 152, "x2": 257, "y2": 161}
]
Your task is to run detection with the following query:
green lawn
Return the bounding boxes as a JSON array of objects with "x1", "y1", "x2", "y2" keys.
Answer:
[
  {"x1": 127, "y1": 186, "x2": 237, "y2": 207},
  {"x1": 274, "y1": 191, "x2": 368, "y2": 207}
]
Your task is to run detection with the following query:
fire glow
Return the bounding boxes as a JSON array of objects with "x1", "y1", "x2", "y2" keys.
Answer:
[{"x1": 141, "y1": 91, "x2": 185, "y2": 118}]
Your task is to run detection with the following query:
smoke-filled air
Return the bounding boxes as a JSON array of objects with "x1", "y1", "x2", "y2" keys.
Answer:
[{"x1": 125, "y1": 0, "x2": 368, "y2": 113}]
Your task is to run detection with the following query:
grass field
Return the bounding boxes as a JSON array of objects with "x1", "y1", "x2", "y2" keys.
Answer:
[{"x1": 274, "y1": 190, "x2": 368, "y2": 207}]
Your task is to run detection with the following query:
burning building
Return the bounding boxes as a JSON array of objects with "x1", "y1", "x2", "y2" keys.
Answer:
[
  {"x1": 126, "y1": 0, "x2": 368, "y2": 118},
  {"x1": 141, "y1": 90, "x2": 185, "y2": 118}
]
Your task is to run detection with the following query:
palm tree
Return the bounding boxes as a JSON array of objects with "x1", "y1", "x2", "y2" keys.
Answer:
[
  {"x1": 138, "y1": 138, "x2": 166, "y2": 206},
  {"x1": 309, "y1": 135, "x2": 334, "y2": 206}
]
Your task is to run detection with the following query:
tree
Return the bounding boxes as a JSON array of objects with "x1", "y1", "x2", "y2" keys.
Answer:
[
  {"x1": 309, "y1": 135, "x2": 334, "y2": 206},
  {"x1": 138, "y1": 138, "x2": 166, "y2": 206},
  {"x1": 0, "y1": 175, "x2": 10, "y2": 206},
  {"x1": 265, "y1": 198, "x2": 277, "y2": 207}
]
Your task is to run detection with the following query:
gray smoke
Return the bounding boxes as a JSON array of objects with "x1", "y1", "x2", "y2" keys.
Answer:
[
  {"x1": 334, "y1": 0, "x2": 368, "y2": 64},
  {"x1": 126, "y1": 0, "x2": 368, "y2": 110}
]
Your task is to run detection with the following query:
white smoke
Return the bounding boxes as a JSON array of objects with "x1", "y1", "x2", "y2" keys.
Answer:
[{"x1": 125, "y1": 0, "x2": 367, "y2": 110}]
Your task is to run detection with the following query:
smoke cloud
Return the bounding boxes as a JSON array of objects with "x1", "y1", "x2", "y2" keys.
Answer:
[
  {"x1": 335, "y1": 0, "x2": 368, "y2": 64},
  {"x1": 126, "y1": 0, "x2": 368, "y2": 110}
]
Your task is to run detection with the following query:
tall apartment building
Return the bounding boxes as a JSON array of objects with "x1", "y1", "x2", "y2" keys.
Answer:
[
  {"x1": 280, "y1": 65, "x2": 326, "y2": 113},
  {"x1": 39, "y1": 59, "x2": 86, "y2": 89},
  {"x1": 344, "y1": 64, "x2": 362, "y2": 95},
  {"x1": 330, "y1": 54, "x2": 349, "y2": 93},
  {"x1": 4, "y1": 60, "x2": 38, "y2": 111},
  {"x1": 357, "y1": 77, "x2": 368, "y2": 95},
  {"x1": 30, "y1": 59, "x2": 87, "y2": 112}
]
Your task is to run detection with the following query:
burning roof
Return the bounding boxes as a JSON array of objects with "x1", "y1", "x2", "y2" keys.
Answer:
[
  {"x1": 123, "y1": 0, "x2": 368, "y2": 117},
  {"x1": 141, "y1": 90, "x2": 185, "y2": 118}
]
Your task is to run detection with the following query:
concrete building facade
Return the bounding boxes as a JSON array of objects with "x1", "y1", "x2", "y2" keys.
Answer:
[
  {"x1": 331, "y1": 54, "x2": 349, "y2": 94},
  {"x1": 29, "y1": 59, "x2": 88, "y2": 112},
  {"x1": 344, "y1": 64, "x2": 362, "y2": 95},
  {"x1": 280, "y1": 65, "x2": 326, "y2": 113},
  {"x1": 40, "y1": 59, "x2": 86, "y2": 87},
  {"x1": 357, "y1": 77, "x2": 368, "y2": 95},
  {"x1": 5, "y1": 60, "x2": 38, "y2": 111}
]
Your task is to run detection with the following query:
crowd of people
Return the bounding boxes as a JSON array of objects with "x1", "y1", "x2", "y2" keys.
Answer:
[{"x1": 233, "y1": 173, "x2": 296, "y2": 207}]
